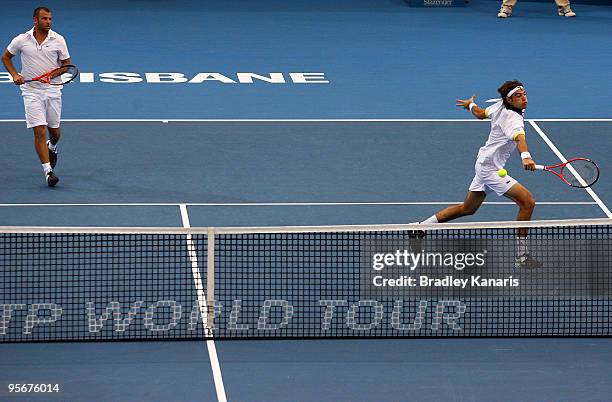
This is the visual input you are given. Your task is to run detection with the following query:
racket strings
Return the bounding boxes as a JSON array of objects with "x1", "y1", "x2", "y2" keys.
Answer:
[
  {"x1": 564, "y1": 160, "x2": 599, "y2": 187},
  {"x1": 50, "y1": 65, "x2": 78, "y2": 84}
]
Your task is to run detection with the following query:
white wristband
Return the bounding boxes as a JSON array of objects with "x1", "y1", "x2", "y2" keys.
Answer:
[
  {"x1": 521, "y1": 151, "x2": 532, "y2": 160},
  {"x1": 468, "y1": 102, "x2": 477, "y2": 112}
]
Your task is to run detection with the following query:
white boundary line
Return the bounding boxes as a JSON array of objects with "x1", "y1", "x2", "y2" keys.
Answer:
[
  {"x1": 529, "y1": 121, "x2": 612, "y2": 218},
  {"x1": 0, "y1": 118, "x2": 611, "y2": 122},
  {"x1": 531, "y1": 119, "x2": 612, "y2": 122},
  {"x1": 0, "y1": 118, "x2": 479, "y2": 122},
  {"x1": 0, "y1": 201, "x2": 597, "y2": 207},
  {"x1": 179, "y1": 204, "x2": 227, "y2": 402}
]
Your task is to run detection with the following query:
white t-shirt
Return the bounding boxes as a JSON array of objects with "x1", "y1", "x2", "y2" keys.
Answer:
[
  {"x1": 475, "y1": 101, "x2": 526, "y2": 169},
  {"x1": 6, "y1": 28, "x2": 70, "y2": 93}
]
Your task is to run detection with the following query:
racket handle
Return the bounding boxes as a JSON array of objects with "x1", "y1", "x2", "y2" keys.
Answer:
[{"x1": 535, "y1": 165, "x2": 545, "y2": 171}]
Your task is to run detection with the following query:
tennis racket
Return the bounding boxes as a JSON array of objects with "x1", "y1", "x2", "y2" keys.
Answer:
[
  {"x1": 535, "y1": 158, "x2": 600, "y2": 188},
  {"x1": 23, "y1": 64, "x2": 79, "y2": 85}
]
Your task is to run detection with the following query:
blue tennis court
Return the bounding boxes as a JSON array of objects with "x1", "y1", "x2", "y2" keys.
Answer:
[{"x1": 2, "y1": 1, "x2": 612, "y2": 401}]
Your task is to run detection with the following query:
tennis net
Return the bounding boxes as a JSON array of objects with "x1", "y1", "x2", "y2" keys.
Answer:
[{"x1": 1, "y1": 218, "x2": 611, "y2": 342}]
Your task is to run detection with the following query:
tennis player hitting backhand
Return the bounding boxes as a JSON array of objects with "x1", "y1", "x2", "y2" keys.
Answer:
[
  {"x1": 419, "y1": 80, "x2": 542, "y2": 268},
  {"x1": 2, "y1": 7, "x2": 71, "y2": 187}
]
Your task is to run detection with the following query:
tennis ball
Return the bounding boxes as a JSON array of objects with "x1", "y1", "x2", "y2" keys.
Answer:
[{"x1": 498, "y1": 168, "x2": 508, "y2": 178}]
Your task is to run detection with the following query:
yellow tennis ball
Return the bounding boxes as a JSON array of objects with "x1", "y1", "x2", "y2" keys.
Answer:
[{"x1": 498, "y1": 168, "x2": 508, "y2": 178}]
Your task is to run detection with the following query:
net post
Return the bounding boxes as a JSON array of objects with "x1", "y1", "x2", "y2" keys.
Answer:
[{"x1": 206, "y1": 228, "x2": 216, "y2": 335}]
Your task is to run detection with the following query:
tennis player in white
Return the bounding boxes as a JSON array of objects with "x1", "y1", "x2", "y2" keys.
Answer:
[
  {"x1": 2, "y1": 7, "x2": 71, "y2": 187},
  {"x1": 419, "y1": 80, "x2": 541, "y2": 268}
]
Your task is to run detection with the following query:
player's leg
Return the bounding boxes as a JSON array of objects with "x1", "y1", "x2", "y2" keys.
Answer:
[
  {"x1": 24, "y1": 94, "x2": 50, "y2": 164},
  {"x1": 503, "y1": 183, "x2": 540, "y2": 268},
  {"x1": 32, "y1": 125, "x2": 50, "y2": 164},
  {"x1": 498, "y1": 0, "x2": 516, "y2": 17},
  {"x1": 32, "y1": 124, "x2": 58, "y2": 186},
  {"x1": 422, "y1": 191, "x2": 486, "y2": 223},
  {"x1": 503, "y1": 182, "x2": 536, "y2": 237},
  {"x1": 46, "y1": 93, "x2": 62, "y2": 169},
  {"x1": 47, "y1": 127, "x2": 61, "y2": 145},
  {"x1": 554, "y1": 0, "x2": 576, "y2": 16},
  {"x1": 47, "y1": 126, "x2": 60, "y2": 169},
  {"x1": 24, "y1": 93, "x2": 57, "y2": 185}
]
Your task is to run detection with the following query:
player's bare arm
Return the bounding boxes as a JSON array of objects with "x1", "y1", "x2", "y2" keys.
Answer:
[
  {"x1": 456, "y1": 95, "x2": 487, "y2": 120},
  {"x1": 515, "y1": 134, "x2": 536, "y2": 171},
  {"x1": 1, "y1": 50, "x2": 24, "y2": 85}
]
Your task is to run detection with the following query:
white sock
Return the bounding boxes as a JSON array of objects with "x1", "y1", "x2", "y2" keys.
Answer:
[
  {"x1": 516, "y1": 237, "x2": 528, "y2": 258},
  {"x1": 421, "y1": 214, "x2": 439, "y2": 224},
  {"x1": 42, "y1": 163, "x2": 52, "y2": 175},
  {"x1": 46, "y1": 140, "x2": 57, "y2": 153}
]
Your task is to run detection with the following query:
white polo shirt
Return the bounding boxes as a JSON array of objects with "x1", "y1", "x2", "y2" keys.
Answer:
[
  {"x1": 475, "y1": 101, "x2": 526, "y2": 169},
  {"x1": 6, "y1": 28, "x2": 70, "y2": 93}
]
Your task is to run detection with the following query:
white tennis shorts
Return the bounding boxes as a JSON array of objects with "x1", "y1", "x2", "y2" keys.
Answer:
[
  {"x1": 22, "y1": 91, "x2": 62, "y2": 129},
  {"x1": 469, "y1": 160, "x2": 518, "y2": 196}
]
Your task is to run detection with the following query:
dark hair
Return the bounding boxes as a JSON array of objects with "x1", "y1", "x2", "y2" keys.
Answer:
[
  {"x1": 497, "y1": 80, "x2": 524, "y2": 109},
  {"x1": 33, "y1": 7, "x2": 51, "y2": 19},
  {"x1": 497, "y1": 80, "x2": 524, "y2": 99}
]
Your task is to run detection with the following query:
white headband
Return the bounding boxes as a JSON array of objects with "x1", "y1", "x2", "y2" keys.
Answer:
[{"x1": 506, "y1": 86, "x2": 524, "y2": 98}]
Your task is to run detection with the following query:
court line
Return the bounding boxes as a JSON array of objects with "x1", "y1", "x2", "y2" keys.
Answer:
[
  {"x1": 529, "y1": 121, "x2": 612, "y2": 218},
  {"x1": 0, "y1": 201, "x2": 597, "y2": 207},
  {"x1": 531, "y1": 119, "x2": 612, "y2": 122},
  {"x1": 0, "y1": 118, "x2": 479, "y2": 122},
  {"x1": 0, "y1": 118, "x2": 611, "y2": 122},
  {"x1": 180, "y1": 204, "x2": 228, "y2": 402}
]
